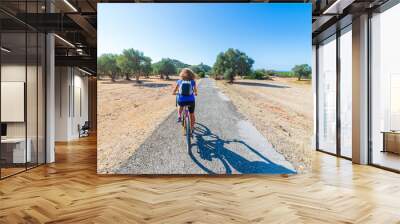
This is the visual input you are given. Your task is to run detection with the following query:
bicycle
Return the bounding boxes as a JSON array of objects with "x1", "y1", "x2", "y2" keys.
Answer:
[
  {"x1": 175, "y1": 95, "x2": 192, "y2": 151},
  {"x1": 181, "y1": 105, "x2": 192, "y2": 151}
]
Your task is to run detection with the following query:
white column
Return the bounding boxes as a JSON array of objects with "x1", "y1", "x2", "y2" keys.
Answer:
[
  {"x1": 46, "y1": 33, "x2": 55, "y2": 163},
  {"x1": 352, "y1": 14, "x2": 369, "y2": 164}
]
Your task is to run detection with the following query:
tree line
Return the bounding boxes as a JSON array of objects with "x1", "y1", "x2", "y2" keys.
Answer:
[
  {"x1": 97, "y1": 48, "x2": 212, "y2": 82},
  {"x1": 211, "y1": 48, "x2": 311, "y2": 82},
  {"x1": 97, "y1": 48, "x2": 311, "y2": 83}
]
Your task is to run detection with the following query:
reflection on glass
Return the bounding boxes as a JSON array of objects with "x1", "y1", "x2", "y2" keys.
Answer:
[
  {"x1": 27, "y1": 31, "x2": 38, "y2": 169},
  {"x1": 340, "y1": 28, "x2": 352, "y2": 158},
  {"x1": 371, "y1": 3, "x2": 400, "y2": 171},
  {"x1": 318, "y1": 35, "x2": 337, "y2": 154}
]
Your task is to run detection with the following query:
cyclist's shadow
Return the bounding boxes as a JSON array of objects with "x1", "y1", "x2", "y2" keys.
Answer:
[{"x1": 189, "y1": 123, "x2": 296, "y2": 175}]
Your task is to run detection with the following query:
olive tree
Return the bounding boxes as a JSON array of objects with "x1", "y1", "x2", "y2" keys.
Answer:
[
  {"x1": 292, "y1": 64, "x2": 311, "y2": 81},
  {"x1": 157, "y1": 58, "x2": 177, "y2": 80},
  {"x1": 97, "y1": 53, "x2": 120, "y2": 81},
  {"x1": 212, "y1": 48, "x2": 254, "y2": 83}
]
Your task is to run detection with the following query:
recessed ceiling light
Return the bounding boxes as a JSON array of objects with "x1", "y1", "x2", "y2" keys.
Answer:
[
  {"x1": 78, "y1": 67, "x2": 93, "y2": 76},
  {"x1": 63, "y1": 0, "x2": 78, "y2": 12},
  {"x1": 54, "y1": 34, "x2": 75, "y2": 48},
  {"x1": 323, "y1": 0, "x2": 355, "y2": 15}
]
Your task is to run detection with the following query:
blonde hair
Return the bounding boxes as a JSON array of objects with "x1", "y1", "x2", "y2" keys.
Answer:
[{"x1": 179, "y1": 68, "x2": 196, "y2": 80}]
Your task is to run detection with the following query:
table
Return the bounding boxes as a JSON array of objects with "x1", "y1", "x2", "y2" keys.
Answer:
[
  {"x1": 381, "y1": 131, "x2": 400, "y2": 154},
  {"x1": 1, "y1": 138, "x2": 31, "y2": 163}
]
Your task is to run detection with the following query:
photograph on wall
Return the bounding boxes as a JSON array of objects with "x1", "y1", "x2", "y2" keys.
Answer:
[{"x1": 97, "y1": 3, "x2": 312, "y2": 174}]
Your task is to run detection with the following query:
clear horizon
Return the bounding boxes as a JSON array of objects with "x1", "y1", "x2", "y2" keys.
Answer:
[{"x1": 98, "y1": 3, "x2": 311, "y2": 71}]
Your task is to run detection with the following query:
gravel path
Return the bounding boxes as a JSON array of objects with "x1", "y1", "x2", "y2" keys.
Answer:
[{"x1": 117, "y1": 78, "x2": 296, "y2": 174}]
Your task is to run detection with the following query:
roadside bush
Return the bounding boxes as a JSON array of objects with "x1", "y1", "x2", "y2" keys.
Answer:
[
  {"x1": 244, "y1": 69, "x2": 271, "y2": 80},
  {"x1": 274, "y1": 71, "x2": 295, "y2": 77},
  {"x1": 250, "y1": 70, "x2": 265, "y2": 80}
]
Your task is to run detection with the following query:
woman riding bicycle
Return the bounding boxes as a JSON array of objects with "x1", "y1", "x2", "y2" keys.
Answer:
[{"x1": 172, "y1": 68, "x2": 198, "y2": 132}]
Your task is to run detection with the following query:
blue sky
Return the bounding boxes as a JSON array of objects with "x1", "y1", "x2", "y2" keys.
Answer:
[{"x1": 98, "y1": 3, "x2": 311, "y2": 71}]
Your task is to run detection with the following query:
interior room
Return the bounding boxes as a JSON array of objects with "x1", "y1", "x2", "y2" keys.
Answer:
[{"x1": 0, "y1": 0, "x2": 97, "y2": 179}]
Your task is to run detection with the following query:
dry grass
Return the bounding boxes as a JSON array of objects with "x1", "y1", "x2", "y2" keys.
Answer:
[
  {"x1": 216, "y1": 77, "x2": 313, "y2": 172},
  {"x1": 97, "y1": 76, "x2": 178, "y2": 173}
]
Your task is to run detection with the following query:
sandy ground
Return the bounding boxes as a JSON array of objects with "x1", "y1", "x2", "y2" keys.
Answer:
[
  {"x1": 216, "y1": 77, "x2": 313, "y2": 172},
  {"x1": 97, "y1": 76, "x2": 178, "y2": 173}
]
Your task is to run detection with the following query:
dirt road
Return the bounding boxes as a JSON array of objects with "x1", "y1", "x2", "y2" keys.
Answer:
[{"x1": 117, "y1": 78, "x2": 295, "y2": 174}]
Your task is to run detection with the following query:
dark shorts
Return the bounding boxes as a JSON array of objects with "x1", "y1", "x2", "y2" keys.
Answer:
[{"x1": 178, "y1": 101, "x2": 195, "y2": 113}]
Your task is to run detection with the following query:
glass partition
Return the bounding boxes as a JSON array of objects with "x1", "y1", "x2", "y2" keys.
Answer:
[
  {"x1": 339, "y1": 26, "x2": 352, "y2": 158},
  {"x1": 317, "y1": 35, "x2": 337, "y2": 154},
  {"x1": 370, "y1": 3, "x2": 400, "y2": 171},
  {"x1": 0, "y1": 1, "x2": 46, "y2": 179},
  {"x1": 1, "y1": 31, "x2": 28, "y2": 177}
]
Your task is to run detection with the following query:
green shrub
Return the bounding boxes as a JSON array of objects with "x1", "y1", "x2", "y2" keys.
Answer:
[
  {"x1": 245, "y1": 69, "x2": 268, "y2": 80},
  {"x1": 251, "y1": 70, "x2": 265, "y2": 80},
  {"x1": 274, "y1": 71, "x2": 295, "y2": 77}
]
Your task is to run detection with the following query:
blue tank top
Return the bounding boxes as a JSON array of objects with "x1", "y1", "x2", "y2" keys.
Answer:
[{"x1": 177, "y1": 79, "x2": 196, "y2": 102}]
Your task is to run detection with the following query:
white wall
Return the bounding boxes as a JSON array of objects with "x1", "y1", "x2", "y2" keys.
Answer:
[
  {"x1": 1, "y1": 63, "x2": 46, "y2": 164},
  {"x1": 1, "y1": 65, "x2": 32, "y2": 138},
  {"x1": 55, "y1": 67, "x2": 89, "y2": 141},
  {"x1": 1, "y1": 64, "x2": 26, "y2": 145},
  {"x1": 72, "y1": 72, "x2": 89, "y2": 137},
  {"x1": 55, "y1": 66, "x2": 70, "y2": 141}
]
